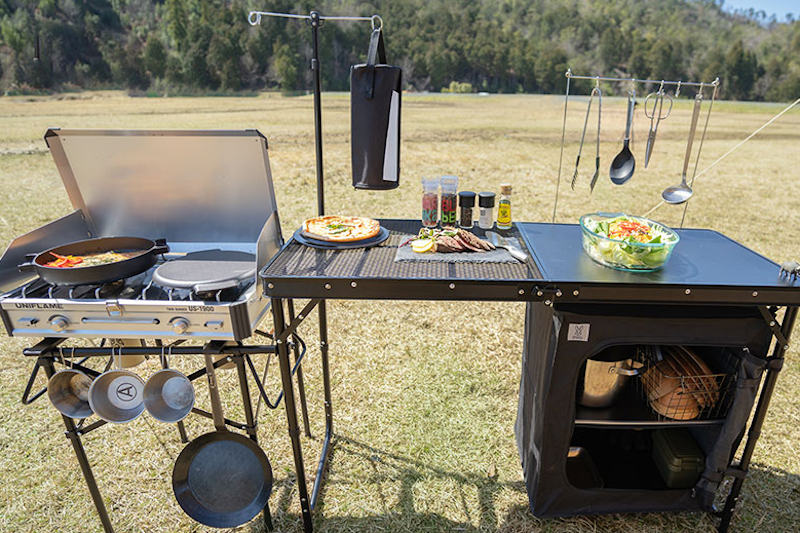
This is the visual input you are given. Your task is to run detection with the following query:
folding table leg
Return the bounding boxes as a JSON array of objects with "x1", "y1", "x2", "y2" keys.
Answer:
[
  {"x1": 717, "y1": 306, "x2": 798, "y2": 532},
  {"x1": 272, "y1": 298, "x2": 314, "y2": 533},
  {"x1": 287, "y1": 299, "x2": 312, "y2": 437},
  {"x1": 310, "y1": 300, "x2": 333, "y2": 510},
  {"x1": 41, "y1": 357, "x2": 115, "y2": 533}
]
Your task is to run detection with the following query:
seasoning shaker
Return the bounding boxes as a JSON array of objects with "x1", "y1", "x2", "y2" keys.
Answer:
[
  {"x1": 421, "y1": 176, "x2": 439, "y2": 227},
  {"x1": 440, "y1": 175, "x2": 459, "y2": 226},
  {"x1": 458, "y1": 191, "x2": 476, "y2": 229},
  {"x1": 496, "y1": 183, "x2": 513, "y2": 229},
  {"x1": 478, "y1": 192, "x2": 496, "y2": 230}
]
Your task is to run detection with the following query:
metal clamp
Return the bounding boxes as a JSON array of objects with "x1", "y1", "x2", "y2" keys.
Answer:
[{"x1": 532, "y1": 286, "x2": 561, "y2": 306}]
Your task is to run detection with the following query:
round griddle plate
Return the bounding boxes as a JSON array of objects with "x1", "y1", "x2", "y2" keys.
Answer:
[{"x1": 153, "y1": 250, "x2": 256, "y2": 289}]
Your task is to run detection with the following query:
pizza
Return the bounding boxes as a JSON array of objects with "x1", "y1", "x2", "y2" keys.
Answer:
[{"x1": 302, "y1": 216, "x2": 381, "y2": 242}]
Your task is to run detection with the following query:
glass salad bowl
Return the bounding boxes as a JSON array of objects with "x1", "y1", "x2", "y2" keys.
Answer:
[{"x1": 579, "y1": 212, "x2": 680, "y2": 272}]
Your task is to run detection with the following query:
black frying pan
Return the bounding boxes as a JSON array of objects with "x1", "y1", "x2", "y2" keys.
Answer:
[
  {"x1": 172, "y1": 353, "x2": 272, "y2": 528},
  {"x1": 18, "y1": 236, "x2": 168, "y2": 286}
]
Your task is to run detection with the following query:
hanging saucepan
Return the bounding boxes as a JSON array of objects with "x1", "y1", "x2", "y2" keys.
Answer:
[
  {"x1": 172, "y1": 352, "x2": 272, "y2": 528},
  {"x1": 18, "y1": 236, "x2": 168, "y2": 286},
  {"x1": 48, "y1": 350, "x2": 96, "y2": 418}
]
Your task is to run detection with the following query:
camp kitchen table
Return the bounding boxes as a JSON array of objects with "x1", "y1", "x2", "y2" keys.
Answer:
[{"x1": 260, "y1": 219, "x2": 800, "y2": 533}]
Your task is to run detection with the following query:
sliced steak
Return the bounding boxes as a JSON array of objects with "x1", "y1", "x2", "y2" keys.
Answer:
[
  {"x1": 436, "y1": 235, "x2": 464, "y2": 252},
  {"x1": 454, "y1": 234, "x2": 483, "y2": 252},
  {"x1": 459, "y1": 229, "x2": 494, "y2": 250}
]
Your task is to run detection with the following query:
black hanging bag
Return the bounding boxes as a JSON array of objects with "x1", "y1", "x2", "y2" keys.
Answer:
[{"x1": 350, "y1": 28, "x2": 402, "y2": 190}]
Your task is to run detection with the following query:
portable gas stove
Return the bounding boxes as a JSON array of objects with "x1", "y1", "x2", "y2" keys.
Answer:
[
  {"x1": 0, "y1": 129, "x2": 282, "y2": 341},
  {"x1": 0, "y1": 129, "x2": 316, "y2": 533}
]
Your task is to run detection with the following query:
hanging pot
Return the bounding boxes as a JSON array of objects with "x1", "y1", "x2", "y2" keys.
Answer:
[
  {"x1": 172, "y1": 352, "x2": 272, "y2": 528},
  {"x1": 88, "y1": 351, "x2": 146, "y2": 423},
  {"x1": 144, "y1": 369, "x2": 195, "y2": 423},
  {"x1": 48, "y1": 368, "x2": 94, "y2": 418}
]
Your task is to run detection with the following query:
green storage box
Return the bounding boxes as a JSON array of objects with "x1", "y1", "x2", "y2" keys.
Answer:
[{"x1": 652, "y1": 429, "x2": 705, "y2": 489}]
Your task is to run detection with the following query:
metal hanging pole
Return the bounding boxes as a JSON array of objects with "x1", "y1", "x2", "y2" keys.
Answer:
[
  {"x1": 552, "y1": 71, "x2": 571, "y2": 223},
  {"x1": 248, "y1": 10, "x2": 382, "y2": 217},
  {"x1": 309, "y1": 11, "x2": 325, "y2": 216}
]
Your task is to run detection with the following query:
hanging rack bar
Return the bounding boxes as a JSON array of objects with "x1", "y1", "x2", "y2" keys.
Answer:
[
  {"x1": 249, "y1": 11, "x2": 383, "y2": 30},
  {"x1": 566, "y1": 69, "x2": 719, "y2": 89}
]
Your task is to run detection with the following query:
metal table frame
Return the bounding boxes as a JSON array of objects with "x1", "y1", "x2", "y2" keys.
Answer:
[
  {"x1": 262, "y1": 220, "x2": 800, "y2": 533},
  {"x1": 19, "y1": 327, "x2": 314, "y2": 533}
]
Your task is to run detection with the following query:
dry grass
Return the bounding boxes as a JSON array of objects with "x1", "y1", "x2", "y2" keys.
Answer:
[{"x1": 0, "y1": 91, "x2": 798, "y2": 533}]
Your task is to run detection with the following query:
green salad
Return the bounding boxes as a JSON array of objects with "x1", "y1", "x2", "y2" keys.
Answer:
[{"x1": 580, "y1": 213, "x2": 679, "y2": 271}]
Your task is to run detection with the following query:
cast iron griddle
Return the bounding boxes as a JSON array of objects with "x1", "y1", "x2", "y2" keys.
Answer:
[{"x1": 154, "y1": 250, "x2": 255, "y2": 289}]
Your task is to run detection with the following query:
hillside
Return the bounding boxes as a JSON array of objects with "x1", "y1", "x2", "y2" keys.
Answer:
[{"x1": 0, "y1": 0, "x2": 798, "y2": 100}]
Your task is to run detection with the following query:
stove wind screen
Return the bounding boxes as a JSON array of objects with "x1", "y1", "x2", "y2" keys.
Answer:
[{"x1": 45, "y1": 129, "x2": 278, "y2": 245}]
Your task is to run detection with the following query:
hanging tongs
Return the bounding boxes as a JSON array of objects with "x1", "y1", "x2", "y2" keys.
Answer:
[
  {"x1": 572, "y1": 81, "x2": 602, "y2": 192},
  {"x1": 644, "y1": 81, "x2": 674, "y2": 168}
]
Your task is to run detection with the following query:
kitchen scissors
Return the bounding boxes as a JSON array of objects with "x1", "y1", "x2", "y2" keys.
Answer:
[{"x1": 644, "y1": 83, "x2": 674, "y2": 168}]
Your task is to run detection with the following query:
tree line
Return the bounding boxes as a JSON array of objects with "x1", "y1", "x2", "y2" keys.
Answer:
[{"x1": 1, "y1": 0, "x2": 798, "y2": 101}]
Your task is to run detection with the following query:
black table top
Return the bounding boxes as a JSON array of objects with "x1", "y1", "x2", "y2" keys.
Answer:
[
  {"x1": 517, "y1": 223, "x2": 800, "y2": 305},
  {"x1": 261, "y1": 219, "x2": 800, "y2": 305}
]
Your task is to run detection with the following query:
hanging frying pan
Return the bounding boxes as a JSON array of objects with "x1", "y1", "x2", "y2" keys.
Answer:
[
  {"x1": 17, "y1": 236, "x2": 168, "y2": 286},
  {"x1": 172, "y1": 352, "x2": 272, "y2": 528}
]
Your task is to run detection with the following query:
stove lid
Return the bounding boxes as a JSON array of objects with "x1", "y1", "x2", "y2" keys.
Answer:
[{"x1": 44, "y1": 129, "x2": 278, "y2": 246}]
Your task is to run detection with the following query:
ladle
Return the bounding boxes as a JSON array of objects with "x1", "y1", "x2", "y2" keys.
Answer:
[
  {"x1": 610, "y1": 89, "x2": 636, "y2": 185},
  {"x1": 662, "y1": 93, "x2": 703, "y2": 204}
]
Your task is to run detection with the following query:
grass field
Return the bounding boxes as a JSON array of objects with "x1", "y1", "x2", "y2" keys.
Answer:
[{"x1": 0, "y1": 91, "x2": 799, "y2": 533}]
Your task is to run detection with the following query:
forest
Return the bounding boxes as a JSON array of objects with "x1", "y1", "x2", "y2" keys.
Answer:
[{"x1": 0, "y1": 0, "x2": 799, "y2": 101}]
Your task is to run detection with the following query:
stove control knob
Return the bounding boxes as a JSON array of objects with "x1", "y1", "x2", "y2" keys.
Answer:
[
  {"x1": 171, "y1": 317, "x2": 190, "y2": 335},
  {"x1": 49, "y1": 315, "x2": 69, "y2": 333}
]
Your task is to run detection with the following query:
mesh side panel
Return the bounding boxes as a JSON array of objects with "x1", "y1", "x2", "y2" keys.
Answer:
[{"x1": 262, "y1": 219, "x2": 542, "y2": 281}]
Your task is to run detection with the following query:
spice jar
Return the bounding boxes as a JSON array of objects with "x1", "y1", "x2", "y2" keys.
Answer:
[
  {"x1": 496, "y1": 183, "x2": 513, "y2": 229},
  {"x1": 440, "y1": 175, "x2": 459, "y2": 227},
  {"x1": 478, "y1": 192, "x2": 496, "y2": 230},
  {"x1": 421, "y1": 177, "x2": 439, "y2": 227},
  {"x1": 459, "y1": 191, "x2": 476, "y2": 229}
]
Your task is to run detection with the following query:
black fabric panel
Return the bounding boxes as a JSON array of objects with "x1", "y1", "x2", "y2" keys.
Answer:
[
  {"x1": 694, "y1": 349, "x2": 767, "y2": 508},
  {"x1": 515, "y1": 303, "x2": 771, "y2": 517}
]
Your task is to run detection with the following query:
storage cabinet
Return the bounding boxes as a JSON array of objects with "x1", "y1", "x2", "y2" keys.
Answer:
[{"x1": 516, "y1": 303, "x2": 772, "y2": 519}]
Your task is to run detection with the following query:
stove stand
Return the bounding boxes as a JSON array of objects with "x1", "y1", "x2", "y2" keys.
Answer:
[{"x1": 19, "y1": 336, "x2": 315, "y2": 533}]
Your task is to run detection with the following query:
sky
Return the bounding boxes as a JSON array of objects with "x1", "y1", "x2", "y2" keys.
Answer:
[{"x1": 722, "y1": 0, "x2": 797, "y2": 20}]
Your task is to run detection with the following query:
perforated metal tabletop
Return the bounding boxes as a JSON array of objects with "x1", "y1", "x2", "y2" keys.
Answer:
[{"x1": 260, "y1": 219, "x2": 542, "y2": 301}]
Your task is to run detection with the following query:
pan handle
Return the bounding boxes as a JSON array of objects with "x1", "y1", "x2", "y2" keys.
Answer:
[
  {"x1": 17, "y1": 254, "x2": 37, "y2": 272},
  {"x1": 152, "y1": 238, "x2": 169, "y2": 256},
  {"x1": 194, "y1": 280, "x2": 239, "y2": 293}
]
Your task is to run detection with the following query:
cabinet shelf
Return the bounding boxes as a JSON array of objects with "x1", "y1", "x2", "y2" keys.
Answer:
[{"x1": 574, "y1": 385, "x2": 727, "y2": 429}]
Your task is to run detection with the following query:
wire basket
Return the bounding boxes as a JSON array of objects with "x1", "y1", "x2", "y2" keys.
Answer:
[{"x1": 636, "y1": 346, "x2": 737, "y2": 421}]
